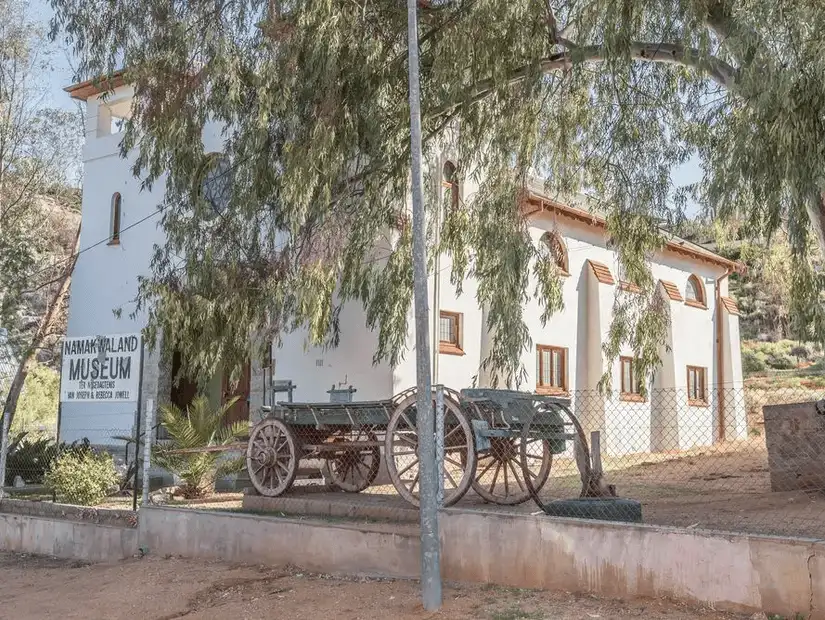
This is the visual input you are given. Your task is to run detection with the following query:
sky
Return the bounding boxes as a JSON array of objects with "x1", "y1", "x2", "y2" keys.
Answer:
[{"x1": 31, "y1": 0, "x2": 78, "y2": 113}]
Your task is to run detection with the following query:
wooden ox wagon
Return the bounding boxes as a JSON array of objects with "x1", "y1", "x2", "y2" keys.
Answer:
[{"x1": 245, "y1": 385, "x2": 588, "y2": 507}]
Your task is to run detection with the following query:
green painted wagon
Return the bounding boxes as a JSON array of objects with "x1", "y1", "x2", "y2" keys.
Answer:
[{"x1": 246, "y1": 385, "x2": 586, "y2": 507}]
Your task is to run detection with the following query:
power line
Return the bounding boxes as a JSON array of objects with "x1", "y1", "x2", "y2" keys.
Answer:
[{"x1": 11, "y1": 205, "x2": 166, "y2": 292}]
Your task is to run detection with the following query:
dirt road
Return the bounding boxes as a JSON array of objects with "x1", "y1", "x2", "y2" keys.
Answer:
[{"x1": 0, "y1": 552, "x2": 749, "y2": 620}]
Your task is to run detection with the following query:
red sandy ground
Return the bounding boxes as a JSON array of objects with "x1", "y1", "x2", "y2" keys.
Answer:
[{"x1": 0, "y1": 552, "x2": 749, "y2": 620}]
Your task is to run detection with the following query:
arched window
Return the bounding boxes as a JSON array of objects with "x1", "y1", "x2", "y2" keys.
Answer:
[
  {"x1": 685, "y1": 274, "x2": 705, "y2": 306},
  {"x1": 441, "y1": 160, "x2": 459, "y2": 211},
  {"x1": 541, "y1": 231, "x2": 569, "y2": 274},
  {"x1": 109, "y1": 192, "x2": 122, "y2": 245},
  {"x1": 199, "y1": 153, "x2": 233, "y2": 218}
]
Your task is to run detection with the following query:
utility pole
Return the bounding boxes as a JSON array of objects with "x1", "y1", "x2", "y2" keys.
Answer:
[{"x1": 405, "y1": 0, "x2": 442, "y2": 611}]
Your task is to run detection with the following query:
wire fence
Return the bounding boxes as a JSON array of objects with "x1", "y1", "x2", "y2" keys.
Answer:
[
  {"x1": 239, "y1": 383, "x2": 825, "y2": 539},
  {"x1": 3, "y1": 383, "x2": 825, "y2": 540}
]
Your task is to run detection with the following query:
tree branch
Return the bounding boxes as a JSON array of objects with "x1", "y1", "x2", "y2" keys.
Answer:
[
  {"x1": 430, "y1": 40, "x2": 737, "y2": 120},
  {"x1": 703, "y1": 0, "x2": 759, "y2": 67}
]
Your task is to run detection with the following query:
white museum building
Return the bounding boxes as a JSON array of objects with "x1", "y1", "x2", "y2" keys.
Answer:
[{"x1": 58, "y1": 74, "x2": 747, "y2": 456}]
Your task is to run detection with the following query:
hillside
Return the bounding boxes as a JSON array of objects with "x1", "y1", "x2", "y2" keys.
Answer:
[{"x1": 12, "y1": 190, "x2": 81, "y2": 369}]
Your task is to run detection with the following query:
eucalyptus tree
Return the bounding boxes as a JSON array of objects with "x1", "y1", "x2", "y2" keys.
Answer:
[
  {"x1": 0, "y1": 0, "x2": 81, "y2": 423},
  {"x1": 49, "y1": 0, "x2": 825, "y2": 386}
]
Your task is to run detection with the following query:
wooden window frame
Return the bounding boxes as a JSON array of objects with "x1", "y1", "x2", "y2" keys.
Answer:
[
  {"x1": 684, "y1": 274, "x2": 707, "y2": 309},
  {"x1": 620, "y1": 356, "x2": 645, "y2": 402},
  {"x1": 541, "y1": 231, "x2": 570, "y2": 276},
  {"x1": 109, "y1": 192, "x2": 122, "y2": 245},
  {"x1": 536, "y1": 345, "x2": 568, "y2": 395},
  {"x1": 687, "y1": 365, "x2": 708, "y2": 406},
  {"x1": 438, "y1": 310, "x2": 464, "y2": 356}
]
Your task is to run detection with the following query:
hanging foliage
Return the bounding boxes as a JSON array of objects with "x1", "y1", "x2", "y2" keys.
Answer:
[{"x1": 49, "y1": 0, "x2": 825, "y2": 385}]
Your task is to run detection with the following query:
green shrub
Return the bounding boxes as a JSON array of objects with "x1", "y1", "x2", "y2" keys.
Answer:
[
  {"x1": 742, "y1": 348, "x2": 767, "y2": 373},
  {"x1": 766, "y1": 352, "x2": 795, "y2": 370},
  {"x1": 5, "y1": 432, "x2": 60, "y2": 485},
  {"x1": 152, "y1": 396, "x2": 246, "y2": 498},
  {"x1": 45, "y1": 449, "x2": 119, "y2": 506},
  {"x1": 13, "y1": 364, "x2": 59, "y2": 436},
  {"x1": 790, "y1": 345, "x2": 810, "y2": 361}
]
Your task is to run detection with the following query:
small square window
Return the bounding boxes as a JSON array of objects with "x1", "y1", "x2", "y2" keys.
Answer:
[
  {"x1": 687, "y1": 366, "x2": 708, "y2": 406},
  {"x1": 536, "y1": 345, "x2": 567, "y2": 394},
  {"x1": 620, "y1": 357, "x2": 645, "y2": 401},
  {"x1": 438, "y1": 311, "x2": 464, "y2": 355}
]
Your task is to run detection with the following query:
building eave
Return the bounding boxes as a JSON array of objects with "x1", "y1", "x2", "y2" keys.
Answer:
[
  {"x1": 522, "y1": 191, "x2": 744, "y2": 273},
  {"x1": 64, "y1": 70, "x2": 127, "y2": 101}
]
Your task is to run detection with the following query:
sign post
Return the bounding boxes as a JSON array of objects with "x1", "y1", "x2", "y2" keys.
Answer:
[
  {"x1": 59, "y1": 333, "x2": 144, "y2": 510},
  {"x1": 60, "y1": 334, "x2": 143, "y2": 403}
]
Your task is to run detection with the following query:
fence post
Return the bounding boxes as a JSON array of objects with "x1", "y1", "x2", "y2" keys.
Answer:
[
  {"x1": 0, "y1": 411, "x2": 9, "y2": 499},
  {"x1": 131, "y1": 337, "x2": 145, "y2": 511},
  {"x1": 435, "y1": 385, "x2": 445, "y2": 507},
  {"x1": 141, "y1": 398, "x2": 154, "y2": 506}
]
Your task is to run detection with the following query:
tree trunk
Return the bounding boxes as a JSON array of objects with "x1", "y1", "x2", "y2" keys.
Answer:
[
  {"x1": 809, "y1": 193, "x2": 825, "y2": 259},
  {"x1": 3, "y1": 225, "x2": 81, "y2": 428}
]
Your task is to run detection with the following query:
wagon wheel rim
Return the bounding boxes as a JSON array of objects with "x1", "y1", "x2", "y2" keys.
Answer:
[
  {"x1": 520, "y1": 401, "x2": 589, "y2": 508},
  {"x1": 384, "y1": 392, "x2": 477, "y2": 508},
  {"x1": 471, "y1": 436, "x2": 552, "y2": 505},
  {"x1": 327, "y1": 428, "x2": 381, "y2": 493},
  {"x1": 246, "y1": 418, "x2": 298, "y2": 497}
]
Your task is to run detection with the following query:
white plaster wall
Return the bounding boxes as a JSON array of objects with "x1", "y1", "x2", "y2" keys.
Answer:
[
  {"x1": 387, "y1": 206, "x2": 742, "y2": 455},
  {"x1": 272, "y1": 301, "x2": 394, "y2": 403},
  {"x1": 61, "y1": 88, "x2": 167, "y2": 444}
]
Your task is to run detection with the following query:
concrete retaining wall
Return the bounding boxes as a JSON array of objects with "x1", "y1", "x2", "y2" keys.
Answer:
[
  {"x1": 1, "y1": 501, "x2": 824, "y2": 618},
  {"x1": 0, "y1": 512, "x2": 138, "y2": 562},
  {"x1": 441, "y1": 509, "x2": 820, "y2": 618},
  {"x1": 139, "y1": 507, "x2": 421, "y2": 578}
]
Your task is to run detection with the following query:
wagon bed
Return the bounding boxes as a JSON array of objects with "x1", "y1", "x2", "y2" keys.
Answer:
[{"x1": 274, "y1": 399, "x2": 395, "y2": 428}]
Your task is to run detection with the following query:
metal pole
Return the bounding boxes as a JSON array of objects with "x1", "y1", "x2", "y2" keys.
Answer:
[
  {"x1": 435, "y1": 385, "x2": 445, "y2": 508},
  {"x1": 0, "y1": 410, "x2": 9, "y2": 500},
  {"x1": 406, "y1": 0, "x2": 441, "y2": 609},
  {"x1": 141, "y1": 398, "x2": 154, "y2": 506},
  {"x1": 132, "y1": 337, "x2": 145, "y2": 511},
  {"x1": 432, "y1": 171, "x2": 442, "y2": 386}
]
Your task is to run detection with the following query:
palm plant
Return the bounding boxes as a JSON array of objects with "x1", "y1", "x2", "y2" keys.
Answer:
[{"x1": 152, "y1": 396, "x2": 247, "y2": 498}]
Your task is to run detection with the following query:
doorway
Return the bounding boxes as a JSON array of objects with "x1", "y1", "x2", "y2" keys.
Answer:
[{"x1": 222, "y1": 361, "x2": 251, "y2": 425}]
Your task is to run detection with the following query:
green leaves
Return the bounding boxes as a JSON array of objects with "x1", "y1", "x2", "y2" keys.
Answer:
[
  {"x1": 49, "y1": 0, "x2": 825, "y2": 385},
  {"x1": 152, "y1": 396, "x2": 246, "y2": 498}
]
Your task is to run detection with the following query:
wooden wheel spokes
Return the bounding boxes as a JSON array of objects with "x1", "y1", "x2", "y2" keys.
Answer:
[
  {"x1": 520, "y1": 402, "x2": 589, "y2": 507},
  {"x1": 385, "y1": 392, "x2": 477, "y2": 508},
  {"x1": 472, "y1": 436, "x2": 551, "y2": 505},
  {"x1": 247, "y1": 418, "x2": 298, "y2": 497},
  {"x1": 327, "y1": 428, "x2": 381, "y2": 493}
]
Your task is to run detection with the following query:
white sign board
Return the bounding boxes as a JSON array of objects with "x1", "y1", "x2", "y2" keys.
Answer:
[{"x1": 60, "y1": 334, "x2": 141, "y2": 403}]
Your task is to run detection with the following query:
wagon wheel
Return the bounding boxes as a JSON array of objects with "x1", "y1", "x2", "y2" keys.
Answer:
[
  {"x1": 385, "y1": 392, "x2": 476, "y2": 508},
  {"x1": 519, "y1": 401, "x2": 589, "y2": 507},
  {"x1": 471, "y1": 436, "x2": 552, "y2": 505},
  {"x1": 327, "y1": 428, "x2": 381, "y2": 493},
  {"x1": 246, "y1": 418, "x2": 299, "y2": 497}
]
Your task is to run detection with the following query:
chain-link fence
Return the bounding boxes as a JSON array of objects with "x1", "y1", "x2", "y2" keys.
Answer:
[
  {"x1": 236, "y1": 383, "x2": 825, "y2": 538},
  {"x1": 5, "y1": 381, "x2": 825, "y2": 540},
  {"x1": 1, "y1": 426, "x2": 139, "y2": 507}
]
